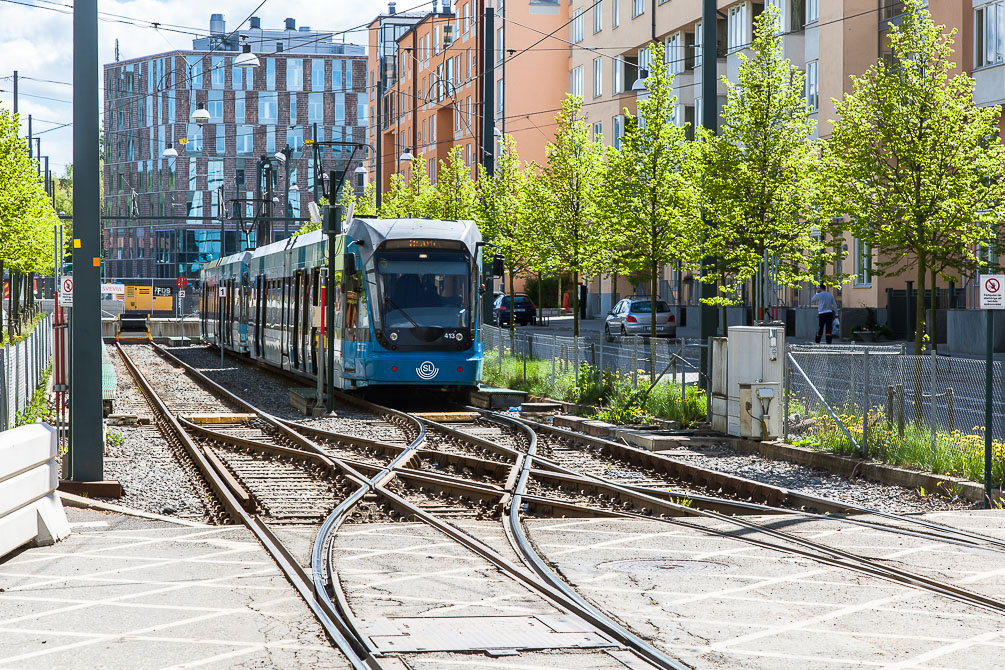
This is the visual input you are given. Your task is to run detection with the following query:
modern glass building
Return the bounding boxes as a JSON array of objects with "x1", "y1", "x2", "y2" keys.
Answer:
[{"x1": 102, "y1": 14, "x2": 367, "y2": 282}]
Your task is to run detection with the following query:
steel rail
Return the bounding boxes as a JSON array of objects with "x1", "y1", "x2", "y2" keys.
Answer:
[{"x1": 116, "y1": 344, "x2": 376, "y2": 670}]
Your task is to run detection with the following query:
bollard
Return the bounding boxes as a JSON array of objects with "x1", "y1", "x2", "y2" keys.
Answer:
[{"x1": 632, "y1": 338, "x2": 638, "y2": 389}]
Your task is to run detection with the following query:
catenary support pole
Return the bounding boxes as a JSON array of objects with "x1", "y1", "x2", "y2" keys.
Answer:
[
  {"x1": 482, "y1": 0, "x2": 496, "y2": 177},
  {"x1": 71, "y1": 0, "x2": 103, "y2": 481},
  {"x1": 985, "y1": 310, "x2": 994, "y2": 507},
  {"x1": 698, "y1": 0, "x2": 718, "y2": 390}
]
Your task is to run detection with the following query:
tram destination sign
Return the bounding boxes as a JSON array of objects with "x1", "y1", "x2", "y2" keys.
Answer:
[
  {"x1": 382, "y1": 239, "x2": 465, "y2": 250},
  {"x1": 980, "y1": 274, "x2": 1005, "y2": 310}
]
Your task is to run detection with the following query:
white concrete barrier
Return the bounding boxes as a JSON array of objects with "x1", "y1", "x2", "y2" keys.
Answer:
[{"x1": 0, "y1": 423, "x2": 70, "y2": 558}]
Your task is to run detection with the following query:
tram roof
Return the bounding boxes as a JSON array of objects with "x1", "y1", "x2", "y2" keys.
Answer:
[{"x1": 345, "y1": 217, "x2": 481, "y2": 266}]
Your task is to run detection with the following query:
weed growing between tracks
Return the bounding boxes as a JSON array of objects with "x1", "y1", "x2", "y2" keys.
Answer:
[
  {"x1": 792, "y1": 406, "x2": 1005, "y2": 485},
  {"x1": 481, "y1": 350, "x2": 706, "y2": 427}
]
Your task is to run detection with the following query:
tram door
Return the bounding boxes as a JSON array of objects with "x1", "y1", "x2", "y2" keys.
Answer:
[
  {"x1": 310, "y1": 268, "x2": 320, "y2": 376},
  {"x1": 254, "y1": 275, "x2": 263, "y2": 357},
  {"x1": 239, "y1": 271, "x2": 250, "y2": 353}
]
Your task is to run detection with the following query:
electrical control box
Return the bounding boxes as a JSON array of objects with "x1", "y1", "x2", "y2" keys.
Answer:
[
  {"x1": 738, "y1": 382, "x2": 781, "y2": 439},
  {"x1": 726, "y1": 326, "x2": 785, "y2": 438}
]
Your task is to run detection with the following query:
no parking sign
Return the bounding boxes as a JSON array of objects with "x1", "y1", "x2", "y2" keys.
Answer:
[{"x1": 980, "y1": 275, "x2": 1005, "y2": 309}]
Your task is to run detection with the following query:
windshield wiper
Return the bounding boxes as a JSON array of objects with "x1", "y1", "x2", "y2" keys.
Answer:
[{"x1": 383, "y1": 295, "x2": 422, "y2": 329}]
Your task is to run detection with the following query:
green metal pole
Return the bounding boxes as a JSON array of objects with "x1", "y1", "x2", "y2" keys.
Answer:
[
  {"x1": 986, "y1": 309, "x2": 994, "y2": 507},
  {"x1": 70, "y1": 0, "x2": 102, "y2": 481},
  {"x1": 698, "y1": 0, "x2": 719, "y2": 390}
]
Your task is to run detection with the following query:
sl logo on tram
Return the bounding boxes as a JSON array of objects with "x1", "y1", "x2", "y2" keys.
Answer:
[{"x1": 416, "y1": 361, "x2": 439, "y2": 380}]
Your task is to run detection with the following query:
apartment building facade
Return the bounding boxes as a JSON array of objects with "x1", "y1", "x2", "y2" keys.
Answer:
[
  {"x1": 571, "y1": 0, "x2": 1000, "y2": 318},
  {"x1": 367, "y1": 0, "x2": 568, "y2": 193},
  {"x1": 102, "y1": 14, "x2": 367, "y2": 282}
]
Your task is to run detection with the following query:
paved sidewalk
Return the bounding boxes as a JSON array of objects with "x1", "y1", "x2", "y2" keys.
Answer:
[{"x1": 0, "y1": 508, "x2": 349, "y2": 670}]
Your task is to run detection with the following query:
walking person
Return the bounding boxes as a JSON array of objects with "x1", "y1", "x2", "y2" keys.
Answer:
[{"x1": 811, "y1": 283, "x2": 838, "y2": 344}]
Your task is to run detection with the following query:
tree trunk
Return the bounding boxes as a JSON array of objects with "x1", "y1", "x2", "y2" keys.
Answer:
[
  {"x1": 914, "y1": 262, "x2": 926, "y2": 354},
  {"x1": 537, "y1": 272, "x2": 543, "y2": 325},
  {"x1": 6, "y1": 269, "x2": 13, "y2": 341},
  {"x1": 610, "y1": 272, "x2": 618, "y2": 314},
  {"x1": 25, "y1": 272, "x2": 34, "y2": 320},
  {"x1": 0, "y1": 260, "x2": 4, "y2": 344},
  {"x1": 11, "y1": 273, "x2": 21, "y2": 337},
  {"x1": 650, "y1": 262, "x2": 658, "y2": 385}
]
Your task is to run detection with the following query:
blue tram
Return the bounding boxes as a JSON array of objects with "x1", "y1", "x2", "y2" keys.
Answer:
[{"x1": 199, "y1": 217, "x2": 488, "y2": 391}]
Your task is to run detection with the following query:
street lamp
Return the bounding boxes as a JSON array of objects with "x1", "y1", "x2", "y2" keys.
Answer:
[
  {"x1": 191, "y1": 102, "x2": 210, "y2": 126},
  {"x1": 161, "y1": 143, "x2": 178, "y2": 158},
  {"x1": 399, "y1": 148, "x2": 414, "y2": 161},
  {"x1": 234, "y1": 36, "x2": 260, "y2": 69},
  {"x1": 632, "y1": 69, "x2": 649, "y2": 92}
]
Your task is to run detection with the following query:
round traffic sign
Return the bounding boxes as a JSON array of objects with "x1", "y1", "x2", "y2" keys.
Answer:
[
  {"x1": 987, "y1": 277, "x2": 1000, "y2": 293},
  {"x1": 176, "y1": 276, "x2": 188, "y2": 289}
]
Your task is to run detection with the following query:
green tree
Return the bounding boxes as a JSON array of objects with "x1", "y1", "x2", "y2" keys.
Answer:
[
  {"x1": 0, "y1": 108, "x2": 56, "y2": 340},
  {"x1": 434, "y1": 146, "x2": 477, "y2": 220},
  {"x1": 603, "y1": 42, "x2": 700, "y2": 379},
  {"x1": 824, "y1": 0, "x2": 1005, "y2": 353},
  {"x1": 699, "y1": 5, "x2": 821, "y2": 319},
  {"x1": 379, "y1": 154, "x2": 435, "y2": 219},
  {"x1": 529, "y1": 96, "x2": 606, "y2": 336},
  {"x1": 477, "y1": 134, "x2": 533, "y2": 343}
]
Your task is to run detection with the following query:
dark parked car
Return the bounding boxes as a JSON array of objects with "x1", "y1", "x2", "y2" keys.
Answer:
[
  {"x1": 605, "y1": 298, "x2": 676, "y2": 341},
  {"x1": 493, "y1": 294, "x2": 537, "y2": 326}
]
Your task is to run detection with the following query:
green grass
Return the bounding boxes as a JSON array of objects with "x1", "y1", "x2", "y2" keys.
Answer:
[
  {"x1": 793, "y1": 406, "x2": 1005, "y2": 485},
  {"x1": 481, "y1": 349, "x2": 706, "y2": 427},
  {"x1": 15, "y1": 365, "x2": 52, "y2": 426}
]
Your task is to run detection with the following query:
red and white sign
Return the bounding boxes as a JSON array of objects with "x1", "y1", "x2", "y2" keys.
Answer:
[
  {"x1": 176, "y1": 276, "x2": 188, "y2": 289},
  {"x1": 980, "y1": 274, "x2": 1005, "y2": 310},
  {"x1": 60, "y1": 276, "x2": 73, "y2": 296}
]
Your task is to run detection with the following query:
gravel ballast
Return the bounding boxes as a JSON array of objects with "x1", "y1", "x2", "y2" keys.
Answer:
[{"x1": 102, "y1": 347, "x2": 210, "y2": 520}]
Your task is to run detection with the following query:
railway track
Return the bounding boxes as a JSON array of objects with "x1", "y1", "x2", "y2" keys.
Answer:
[{"x1": 122, "y1": 343, "x2": 1005, "y2": 669}]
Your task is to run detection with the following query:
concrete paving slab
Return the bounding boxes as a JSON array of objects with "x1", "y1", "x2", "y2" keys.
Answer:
[
  {"x1": 0, "y1": 508, "x2": 350, "y2": 670},
  {"x1": 400, "y1": 648, "x2": 648, "y2": 669},
  {"x1": 335, "y1": 522, "x2": 559, "y2": 620},
  {"x1": 525, "y1": 514, "x2": 1005, "y2": 669}
]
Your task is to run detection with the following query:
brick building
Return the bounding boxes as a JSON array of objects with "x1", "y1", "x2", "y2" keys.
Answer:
[{"x1": 102, "y1": 14, "x2": 367, "y2": 282}]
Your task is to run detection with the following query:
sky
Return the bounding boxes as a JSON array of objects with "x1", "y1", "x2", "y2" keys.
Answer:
[{"x1": 0, "y1": 0, "x2": 400, "y2": 178}]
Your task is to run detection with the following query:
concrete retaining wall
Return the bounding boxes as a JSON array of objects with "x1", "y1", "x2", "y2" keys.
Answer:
[{"x1": 0, "y1": 423, "x2": 70, "y2": 558}]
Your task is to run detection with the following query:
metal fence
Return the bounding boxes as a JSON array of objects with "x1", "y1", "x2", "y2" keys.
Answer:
[
  {"x1": 787, "y1": 343, "x2": 1005, "y2": 488},
  {"x1": 0, "y1": 315, "x2": 54, "y2": 431},
  {"x1": 481, "y1": 325, "x2": 707, "y2": 388}
]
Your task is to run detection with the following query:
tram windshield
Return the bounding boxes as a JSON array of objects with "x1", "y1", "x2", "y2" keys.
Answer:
[{"x1": 373, "y1": 250, "x2": 473, "y2": 347}]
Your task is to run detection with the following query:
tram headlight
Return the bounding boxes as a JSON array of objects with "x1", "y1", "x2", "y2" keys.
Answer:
[{"x1": 390, "y1": 332, "x2": 398, "y2": 341}]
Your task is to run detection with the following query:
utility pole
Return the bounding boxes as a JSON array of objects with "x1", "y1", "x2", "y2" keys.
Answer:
[
  {"x1": 35, "y1": 138, "x2": 41, "y2": 176},
  {"x1": 698, "y1": 0, "x2": 718, "y2": 389},
  {"x1": 71, "y1": 0, "x2": 103, "y2": 482},
  {"x1": 376, "y1": 37, "x2": 385, "y2": 209},
  {"x1": 481, "y1": 0, "x2": 496, "y2": 177},
  {"x1": 27, "y1": 114, "x2": 32, "y2": 160},
  {"x1": 12, "y1": 70, "x2": 17, "y2": 116}
]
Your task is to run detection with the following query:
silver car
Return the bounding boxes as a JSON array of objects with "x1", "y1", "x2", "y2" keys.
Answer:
[{"x1": 605, "y1": 298, "x2": 677, "y2": 341}]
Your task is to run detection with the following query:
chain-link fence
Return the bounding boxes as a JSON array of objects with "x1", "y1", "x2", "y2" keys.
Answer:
[
  {"x1": 786, "y1": 344, "x2": 1005, "y2": 489},
  {"x1": 482, "y1": 325, "x2": 707, "y2": 388},
  {"x1": 0, "y1": 315, "x2": 54, "y2": 430}
]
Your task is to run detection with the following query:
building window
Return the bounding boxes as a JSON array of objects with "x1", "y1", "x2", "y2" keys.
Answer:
[
  {"x1": 594, "y1": 0, "x2": 603, "y2": 33},
  {"x1": 976, "y1": 2, "x2": 1005, "y2": 68},
  {"x1": 208, "y1": 90, "x2": 223, "y2": 121},
  {"x1": 211, "y1": 56, "x2": 225, "y2": 88},
  {"x1": 289, "y1": 92, "x2": 298, "y2": 124},
  {"x1": 497, "y1": 26, "x2": 505, "y2": 61},
  {"x1": 260, "y1": 96, "x2": 277, "y2": 123},
  {"x1": 235, "y1": 91, "x2": 245, "y2": 123},
  {"x1": 358, "y1": 100, "x2": 367, "y2": 126},
  {"x1": 572, "y1": 9, "x2": 584, "y2": 43},
  {"x1": 805, "y1": 60, "x2": 818, "y2": 111},
  {"x1": 497, "y1": 78, "x2": 504, "y2": 114},
  {"x1": 728, "y1": 4, "x2": 747, "y2": 52},
  {"x1": 632, "y1": 0, "x2": 644, "y2": 18},
  {"x1": 237, "y1": 125, "x2": 254, "y2": 155},
  {"x1": 308, "y1": 92, "x2": 323, "y2": 124},
  {"x1": 855, "y1": 238, "x2": 872, "y2": 285},
  {"x1": 332, "y1": 59, "x2": 343, "y2": 89},
  {"x1": 666, "y1": 33, "x2": 682, "y2": 74},
  {"x1": 593, "y1": 58, "x2": 603, "y2": 98},
  {"x1": 287, "y1": 58, "x2": 303, "y2": 91},
  {"x1": 187, "y1": 56, "x2": 203, "y2": 89},
  {"x1": 613, "y1": 114, "x2": 624, "y2": 150},
  {"x1": 312, "y1": 58, "x2": 325, "y2": 90},
  {"x1": 266, "y1": 58, "x2": 276, "y2": 89},
  {"x1": 806, "y1": 0, "x2": 819, "y2": 23},
  {"x1": 614, "y1": 58, "x2": 624, "y2": 94},
  {"x1": 592, "y1": 121, "x2": 603, "y2": 142},
  {"x1": 613, "y1": 0, "x2": 620, "y2": 28},
  {"x1": 570, "y1": 67, "x2": 583, "y2": 98},
  {"x1": 463, "y1": 2, "x2": 470, "y2": 35},
  {"x1": 638, "y1": 47, "x2": 651, "y2": 75},
  {"x1": 215, "y1": 126, "x2": 225, "y2": 155},
  {"x1": 334, "y1": 93, "x2": 345, "y2": 124}
]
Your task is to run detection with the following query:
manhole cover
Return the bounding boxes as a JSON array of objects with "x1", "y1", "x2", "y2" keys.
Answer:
[{"x1": 597, "y1": 559, "x2": 731, "y2": 575}]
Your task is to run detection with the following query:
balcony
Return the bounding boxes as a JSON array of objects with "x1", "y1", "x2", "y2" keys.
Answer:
[{"x1": 973, "y1": 62, "x2": 1005, "y2": 108}]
